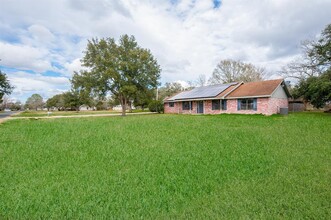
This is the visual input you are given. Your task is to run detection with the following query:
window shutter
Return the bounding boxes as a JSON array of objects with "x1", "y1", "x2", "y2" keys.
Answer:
[
  {"x1": 253, "y1": 99, "x2": 257, "y2": 111},
  {"x1": 237, "y1": 99, "x2": 241, "y2": 110}
]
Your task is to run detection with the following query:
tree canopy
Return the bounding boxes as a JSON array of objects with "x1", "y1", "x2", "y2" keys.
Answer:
[
  {"x1": 62, "y1": 91, "x2": 83, "y2": 111},
  {"x1": 0, "y1": 70, "x2": 14, "y2": 104},
  {"x1": 288, "y1": 23, "x2": 331, "y2": 108},
  {"x1": 72, "y1": 35, "x2": 161, "y2": 115},
  {"x1": 158, "y1": 82, "x2": 184, "y2": 101},
  {"x1": 25, "y1": 94, "x2": 44, "y2": 110},
  {"x1": 282, "y1": 24, "x2": 331, "y2": 79},
  {"x1": 309, "y1": 24, "x2": 331, "y2": 70},
  {"x1": 46, "y1": 94, "x2": 65, "y2": 110},
  {"x1": 292, "y1": 70, "x2": 331, "y2": 108},
  {"x1": 208, "y1": 59, "x2": 265, "y2": 84}
]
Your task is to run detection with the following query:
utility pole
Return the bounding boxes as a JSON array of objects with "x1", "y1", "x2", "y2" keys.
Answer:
[{"x1": 156, "y1": 87, "x2": 158, "y2": 100}]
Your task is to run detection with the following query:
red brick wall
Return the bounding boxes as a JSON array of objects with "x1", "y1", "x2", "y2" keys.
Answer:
[
  {"x1": 268, "y1": 98, "x2": 288, "y2": 114},
  {"x1": 226, "y1": 98, "x2": 269, "y2": 115},
  {"x1": 164, "y1": 101, "x2": 197, "y2": 114},
  {"x1": 164, "y1": 102, "x2": 179, "y2": 114},
  {"x1": 226, "y1": 98, "x2": 288, "y2": 115},
  {"x1": 164, "y1": 98, "x2": 288, "y2": 115}
]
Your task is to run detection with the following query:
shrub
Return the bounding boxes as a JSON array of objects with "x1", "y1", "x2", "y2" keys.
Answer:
[{"x1": 148, "y1": 100, "x2": 164, "y2": 113}]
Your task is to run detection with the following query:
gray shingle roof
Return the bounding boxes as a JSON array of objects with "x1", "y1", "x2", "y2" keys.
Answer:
[{"x1": 167, "y1": 82, "x2": 237, "y2": 101}]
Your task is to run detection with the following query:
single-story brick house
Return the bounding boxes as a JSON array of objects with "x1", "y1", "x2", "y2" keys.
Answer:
[{"x1": 164, "y1": 79, "x2": 290, "y2": 115}]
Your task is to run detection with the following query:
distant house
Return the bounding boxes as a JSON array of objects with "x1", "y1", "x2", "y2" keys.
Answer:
[
  {"x1": 79, "y1": 105, "x2": 96, "y2": 111},
  {"x1": 112, "y1": 104, "x2": 136, "y2": 111},
  {"x1": 164, "y1": 79, "x2": 290, "y2": 116}
]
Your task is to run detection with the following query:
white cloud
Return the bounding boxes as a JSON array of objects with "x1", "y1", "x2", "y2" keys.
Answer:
[
  {"x1": 63, "y1": 58, "x2": 84, "y2": 77},
  {"x1": 8, "y1": 71, "x2": 70, "y2": 102},
  {"x1": 1, "y1": 0, "x2": 331, "y2": 101},
  {"x1": 0, "y1": 42, "x2": 52, "y2": 72},
  {"x1": 175, "y1": 80, "x2": 190, "y2": 89},
  {"x1": 27, "y1": 25, "x2": 55, "y2": 45}
]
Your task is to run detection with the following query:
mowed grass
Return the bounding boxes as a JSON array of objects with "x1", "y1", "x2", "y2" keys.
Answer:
[{"x1": 0, "y1": 113, "x2": 330, "y2": 219}]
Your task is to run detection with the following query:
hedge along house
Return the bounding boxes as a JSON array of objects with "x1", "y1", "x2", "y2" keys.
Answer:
[{"x1": 164, "y1": 79, "x2": 290, "y2": 115}]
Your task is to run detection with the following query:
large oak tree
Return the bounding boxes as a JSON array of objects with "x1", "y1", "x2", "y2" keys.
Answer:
[
  {"x1": 281, "y1": 24, "x2": 331, "y2": 79},
  {"x1": 208, "y1": 59, "x2": 265, "y2": 84},
  {"x1": 72, "y1": 35, "x2": 161, "y2": 116},
  {"x1": 286, "y1": 24, "x2": 331, "y2": 108}
]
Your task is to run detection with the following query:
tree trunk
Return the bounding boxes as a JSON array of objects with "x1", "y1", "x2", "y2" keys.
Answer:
[
  {"x1": 121, "y1": 96, "x2": 127, "y2": 116},
  {"x1": 303, "y1": 100, "x2": 308, "y2": 111}
]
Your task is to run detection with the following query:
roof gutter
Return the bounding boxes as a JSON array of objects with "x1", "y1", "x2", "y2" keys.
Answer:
[{"x1": 226, "y1": 95, "x2": 271, "y2": 99}]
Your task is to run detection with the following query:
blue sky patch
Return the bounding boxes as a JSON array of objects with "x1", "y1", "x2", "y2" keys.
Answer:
[
  {"x1": 0, "y1": 66, "x2": 34, "y2": 75},
  {"x1": 71, "y1": 35, "x2": 83, "y2": 44},
  {"x1": 51, "y1": 62, "x2": 64, "y2": 70},
  {"x1": 213, "y1": 0, "x2": 221, "y2": 8},
  {"x1": 0, "y1": 34, "x2": 21, "y2": 44},
  {"x1": 169, "y1": 0, "x2": 178, "y2": 5},
  {"x1": 43, "y1": 70, "x2": 62, "y2": 77}
]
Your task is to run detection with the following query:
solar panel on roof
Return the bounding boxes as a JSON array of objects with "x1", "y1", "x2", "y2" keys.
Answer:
[{"x1": 168, "y1": 82, "x2": 237, "y2": 101}]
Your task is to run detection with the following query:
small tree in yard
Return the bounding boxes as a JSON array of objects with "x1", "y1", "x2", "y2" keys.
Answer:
[
  {"x1": 72, "y1": 35, "x2": 161, "y2": 116},
  {"x1": 148, "y1": 100, "x2": 164, "y2": 113}
]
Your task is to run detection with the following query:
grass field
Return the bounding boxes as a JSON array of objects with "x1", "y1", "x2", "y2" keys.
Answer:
[
  {"x1": 12, "y1": 109, "x2": 150, "y2": 117},
  {"x1": 0, "y1": 113, "x2": 330, "y2": 218}
]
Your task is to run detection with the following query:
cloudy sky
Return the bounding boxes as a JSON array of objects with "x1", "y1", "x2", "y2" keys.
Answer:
[{"x1": 1, "y1": 0, "x2": 331, "y2": 102}]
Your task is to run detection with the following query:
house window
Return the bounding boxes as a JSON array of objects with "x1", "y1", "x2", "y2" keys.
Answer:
[
  {"x1": 182, "y1": 101, "x2": 192, "y2": 110},
  {"x1": 212, "y1": 100, "x2": 220, "y2": 110},
  {"x1": 238, "y1": 99, "x2": 257, "y2": 110},
  {"x1": 221, "y1": 100, "x2": 227, "y2": 110},
  {"x1": 169, "y1": 102, "x2": 174, "y2": 107}
]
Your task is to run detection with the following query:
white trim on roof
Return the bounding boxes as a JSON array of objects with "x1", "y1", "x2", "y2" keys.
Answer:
[{"x1": 226, "y1": 95, "x2": 271, "y2": 99}]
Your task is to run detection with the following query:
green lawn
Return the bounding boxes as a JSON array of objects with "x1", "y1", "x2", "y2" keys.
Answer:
[
  {"x1": 12, "y1": 109, "x2": 150, "y2": 117},
  {"x1": 0, "y1": 113, "x2": 330, "y2": 219}
]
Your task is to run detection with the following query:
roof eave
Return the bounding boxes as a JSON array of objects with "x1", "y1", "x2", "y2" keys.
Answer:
[{"x1": 226, "y1": 95, "x2": 271, "y2": 99}]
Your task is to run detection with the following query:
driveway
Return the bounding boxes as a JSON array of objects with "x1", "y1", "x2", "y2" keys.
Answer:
[{"x1": 0, "y1": 111, "x2": 18, "y2": 119}]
